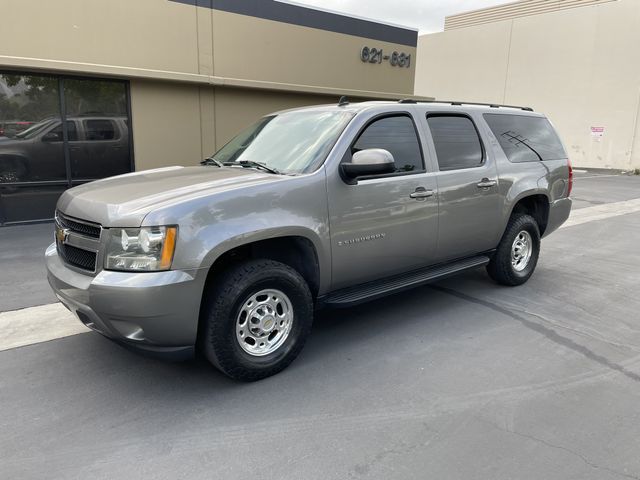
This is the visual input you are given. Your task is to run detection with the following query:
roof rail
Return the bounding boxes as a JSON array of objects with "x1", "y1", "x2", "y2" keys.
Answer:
[{"x1": 398, "y1": 98, "x2": 533, "y2": 111}]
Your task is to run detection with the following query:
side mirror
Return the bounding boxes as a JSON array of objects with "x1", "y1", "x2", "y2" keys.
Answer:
[
  {"x1": 42, "y1": 132, "x2": 61, "y2": 142},
  {"x1": 341, "y1": 148, "x2": 396, "y2": 182}
]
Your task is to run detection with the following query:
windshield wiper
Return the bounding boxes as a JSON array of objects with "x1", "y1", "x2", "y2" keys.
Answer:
[
  {"x1": 224, "y1": 160, "x2": 281, "y2": 175},
  {"x1": 200, "y1": 156, "x2": 224, "y2": 167}
]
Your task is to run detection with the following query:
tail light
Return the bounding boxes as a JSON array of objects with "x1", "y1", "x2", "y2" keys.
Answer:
[{"x1": 567, "y1": 159, "x2": 573, "y2": 197}]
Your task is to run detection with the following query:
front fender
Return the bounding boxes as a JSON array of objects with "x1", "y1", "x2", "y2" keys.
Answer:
[{"x1": 141, "y1": 172, "x2": 332, "y2": 293}]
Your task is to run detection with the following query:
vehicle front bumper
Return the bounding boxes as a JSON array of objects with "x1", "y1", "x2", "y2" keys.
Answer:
[
  {"x1": 45, "y1": 243, "x2": 207, "y2": 359},
  {"x1": 543, "y1": 197, "x2": 572, "y2": 237}
]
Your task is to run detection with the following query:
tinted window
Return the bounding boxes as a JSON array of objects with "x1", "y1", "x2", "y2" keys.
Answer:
[
  {"x1": 84, "y1": 119, "x2": 117, "y2": 141},
  {"x1": 353, "y1": 116, "x2": 423, "y2": 173},
  {"x1": 49, "y1": 121, "x2": 78, "y2": 141},
  {"x1": 484, "y1": 114, "x2": 566, "y2": 163},
  {"x1": 427, "y1": 115, "x2": 483, "y2": 171}
]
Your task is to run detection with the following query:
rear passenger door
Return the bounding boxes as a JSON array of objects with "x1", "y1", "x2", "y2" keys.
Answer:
[{"x1": 423, "y1": 113, "x2": 502, "y2": 262}]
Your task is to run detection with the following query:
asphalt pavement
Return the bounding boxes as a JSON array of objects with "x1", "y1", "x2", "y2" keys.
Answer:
[{"x1": 1, "y1": 171, "x2": 640, "y2": 479}]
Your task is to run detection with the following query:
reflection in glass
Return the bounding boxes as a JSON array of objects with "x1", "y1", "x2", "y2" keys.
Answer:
[
  {"x1": 64, "y1": 78, "x2": 130, "y2": 180},
  {"x1": 0, "y1": 73, "x2": 132, "y2": 224},
  {"x1": 427, "y1": 116, "x2": 484, "y2": 171},
  {"x1": 211, "y1": 110, "x2": 354, "y2": 174},
  {"x1": 0, "y1": 73, "x2": 66, "y2": 181}
]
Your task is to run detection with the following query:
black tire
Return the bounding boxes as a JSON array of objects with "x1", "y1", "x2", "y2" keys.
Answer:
[
  {"x1": 486, "y1": 213, "x2": 541, "y2": 286},
  {"x1": 200, "y1": 259, "x2": 313, "y2": 381},
  {"x1": 0, "y1": 157, "x2": 27, "y2": 185}
]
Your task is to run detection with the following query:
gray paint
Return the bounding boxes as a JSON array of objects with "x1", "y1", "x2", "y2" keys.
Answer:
[{"x1": 47, "y1": 101, "x2": 571, "y2": 353}]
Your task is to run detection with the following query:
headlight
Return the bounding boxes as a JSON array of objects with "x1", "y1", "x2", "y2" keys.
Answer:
[{"x1": 105, "y1": 226, "x2": 177, "y2": 272}]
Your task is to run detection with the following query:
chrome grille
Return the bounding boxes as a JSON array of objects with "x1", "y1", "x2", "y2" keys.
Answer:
[
  {"x1": 56, "y1": 212, "x2": 101, "y2": 239},
  {"x1": 55, "y1": 211, "x2": 101, "y2": 273}
]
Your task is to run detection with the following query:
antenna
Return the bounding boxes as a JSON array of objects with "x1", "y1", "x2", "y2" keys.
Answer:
[{"x1": 338, "y1": 96, "x2": 349, "y2": 106}]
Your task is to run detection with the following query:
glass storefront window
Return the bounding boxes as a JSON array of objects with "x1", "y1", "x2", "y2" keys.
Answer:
[
  {"x1": 0, "y1": 72, "x2": 132, "y2": 225},
  {"x1": 0, "y1": 73, "x2": 66, "y2": 182},
  {"x1": 64, "y1": 79, "x2": 130, "y2": 180}
]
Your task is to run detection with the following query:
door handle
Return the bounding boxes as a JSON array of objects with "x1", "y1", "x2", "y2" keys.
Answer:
[
  {"x1": 409, "y1": 187, "x2": 434, "y2": 200},
  {"x1": 477, "y1": 178, "x2": 497, "y2": 188}
]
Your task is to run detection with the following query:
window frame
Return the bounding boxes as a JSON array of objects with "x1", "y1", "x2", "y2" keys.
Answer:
[
  {"x1": 341, "y1": 112, "x2": 427, "y2": 183},
  {"x1": 425, "y1": 112, "x2": 486, "y2": 172}
]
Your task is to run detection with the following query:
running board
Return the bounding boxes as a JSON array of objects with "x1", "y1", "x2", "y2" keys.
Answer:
[{"x1": 320, "y1": 255, "x2": 490, "y2": 308}]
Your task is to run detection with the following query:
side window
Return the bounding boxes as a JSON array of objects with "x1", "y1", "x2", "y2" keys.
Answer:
[
  {"x1": 427, "y1": 115, "x2": 483, "y2": 171},
  {"x1": 84, "y1": 119, "x2": 117, "y2": 141},
  {"x1": 483, "y1": 113, "x2": 567, "y2": 163},
  {"x1": 352, "y1": 115, "x2": 424, "y2": 173},
  {"x1": 48, "y1": 121, "x2": 78, "y2": 142}
]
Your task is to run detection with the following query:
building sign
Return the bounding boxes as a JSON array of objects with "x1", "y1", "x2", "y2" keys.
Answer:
[
  {"x1": 360, "y1": 46, "x2": 411, "y2": 68},
  {"x1": 590, "y1": 126, "x2": 605, "y2": 138}
]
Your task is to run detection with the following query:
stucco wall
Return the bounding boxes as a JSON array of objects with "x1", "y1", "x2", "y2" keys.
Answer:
[
  {"x1": 130, "y1": 80, "x2": 334, "y2": 171},
  {"x1": 415, "y1": 0, "x2": 640, "y2": 170},
  {"x1": 0, "y1": 0, "x2": 416, "y2": 99}
]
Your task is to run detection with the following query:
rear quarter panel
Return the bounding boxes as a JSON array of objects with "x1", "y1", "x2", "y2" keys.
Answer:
[{"x1": 479, "y1": 113, "x2": 569, "y2": 235}]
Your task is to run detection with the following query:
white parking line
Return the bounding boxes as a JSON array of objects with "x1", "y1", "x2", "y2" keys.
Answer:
[
  {"x1": 561, "y1": 197, "x2": 640, "y2": 229},
  {"x1": 1, "y1": 197, "x2": 639, "y2": 352},
  {"x1": 575, "y1": 174, "x2": 625, "y2": 180},
  {"x1": 0, "y1": 303, "x2": 88, "y2": 352}
]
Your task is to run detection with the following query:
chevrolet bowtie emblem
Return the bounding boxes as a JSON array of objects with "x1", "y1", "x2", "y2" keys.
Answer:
[{"x1": 56, "y1": 226, "x2": 70, "y2": 244}]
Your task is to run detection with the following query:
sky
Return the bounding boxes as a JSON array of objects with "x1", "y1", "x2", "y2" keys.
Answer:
[{"x1": 289, "y1": 0, "x2": 510, "y2": 34}]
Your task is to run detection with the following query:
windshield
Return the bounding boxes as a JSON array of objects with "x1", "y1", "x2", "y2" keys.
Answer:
[
  {"x1": 210, "y1": 110, "x2": 354, "y2": 174},
  {"x1": 14, "y1": 118, "x2": 56, "y2": 139}
]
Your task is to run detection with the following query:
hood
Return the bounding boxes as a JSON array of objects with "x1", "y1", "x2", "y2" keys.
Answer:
[{"x1": 57, "y1": 165, "x2": 283, "y2": 227}]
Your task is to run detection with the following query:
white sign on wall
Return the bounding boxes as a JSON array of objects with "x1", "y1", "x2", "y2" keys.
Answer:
[{"x1": 590, "y1": 126, "x2": 605, "y2": 138}]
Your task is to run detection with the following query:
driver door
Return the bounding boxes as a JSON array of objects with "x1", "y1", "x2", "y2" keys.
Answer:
[{"x1": 327, "y1": 113, "x2": 439, "y2": 290}]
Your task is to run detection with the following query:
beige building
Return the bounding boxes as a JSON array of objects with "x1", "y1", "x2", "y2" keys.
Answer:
[
  {"x1": 0, "y1": 0, "x2": 418, "y2": 224},
  {"x1": 415, "y1": 0, "x2": 640, "y2": 171}
]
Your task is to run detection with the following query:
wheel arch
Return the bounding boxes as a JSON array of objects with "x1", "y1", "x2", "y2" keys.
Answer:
[
  {"x1": 0, "y1": 154, "x2": 30, "y2": 180},
  {"x1": 506, "y1": 191, "x2": 550, "y2": 236},
  {"x1": 201, "y1": 232, "x2": 323, "y2": 300}
]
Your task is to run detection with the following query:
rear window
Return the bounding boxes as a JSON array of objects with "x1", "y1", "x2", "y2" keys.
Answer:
[
  {"x1": 483, "y1": 114, "x2": 566, "y2": 163},
  {"x1": 84, "y1": 119, "x2": 118, "y2": 141}
]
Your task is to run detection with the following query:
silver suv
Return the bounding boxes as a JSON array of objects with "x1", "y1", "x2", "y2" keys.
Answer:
[{"x1": 46, "y1": 100, "x2": 572, "y2": 381}]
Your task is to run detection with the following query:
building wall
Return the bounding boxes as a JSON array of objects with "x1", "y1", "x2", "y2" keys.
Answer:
[
  {"x1": 1, "y1": 0, "x2": 419, "y2": 171},
  {"x1": 0, "y1": 0, "x2": 417, "y2": 99},
  {"x1": 130, "y1": 80, "x2": 335, "y2": 171},
  {"x1": 415, "y1": 0, "x2": 640, "y2": 170}
]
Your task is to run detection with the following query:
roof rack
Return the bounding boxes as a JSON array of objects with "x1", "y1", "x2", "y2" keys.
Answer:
[{"x1": 398, "y1": 98, "x2": 533, "y2": 112}]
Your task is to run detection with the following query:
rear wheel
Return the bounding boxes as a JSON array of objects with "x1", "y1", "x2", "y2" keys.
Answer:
[
  {"x1": 201, "y1": 259, "x2": 313, "y2": 381},
  {"x1": 487, "y1": 213, "x2": 540, "y2": 286}
]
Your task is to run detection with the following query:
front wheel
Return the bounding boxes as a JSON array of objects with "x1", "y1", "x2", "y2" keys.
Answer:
[
  {"x1": 486, "y1": 213, "x2": 541, "y2": 286},
  {"x1": 200, "y1": 259, "x2": 313, "y2": 381}
]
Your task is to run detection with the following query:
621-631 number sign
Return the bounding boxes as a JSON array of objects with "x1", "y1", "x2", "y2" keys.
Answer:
[{"x1": 360, "y1": 46, "x2": 411, "y2": 68}]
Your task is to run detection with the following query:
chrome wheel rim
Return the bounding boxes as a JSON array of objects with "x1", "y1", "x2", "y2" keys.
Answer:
[
  {"x1": 235, "y1": 289, "x2": 294, "y2": 356},
  {"x1": 511, "y1": 230, "x2": 533, "y2": 272}
]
